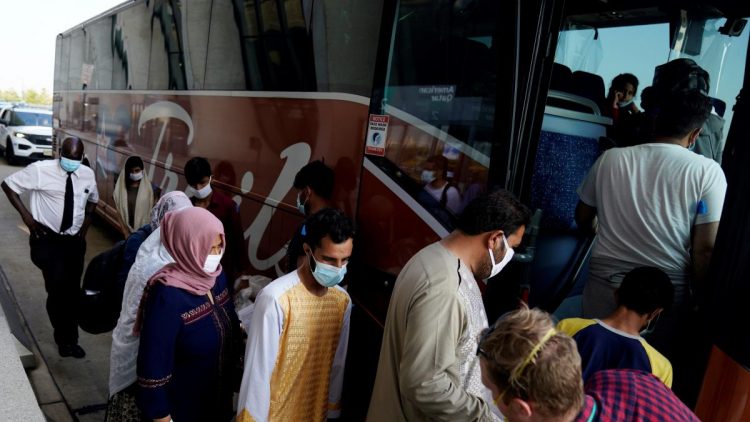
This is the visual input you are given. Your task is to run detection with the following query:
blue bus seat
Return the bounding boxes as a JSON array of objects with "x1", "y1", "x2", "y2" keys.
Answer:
[{"x1": 525, "y1": 107, "x2": 610, "y2": 311}]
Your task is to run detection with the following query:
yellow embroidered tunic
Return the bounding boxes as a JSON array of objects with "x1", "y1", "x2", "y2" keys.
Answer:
[{"x1": 237, "y1": 271, "x2": 351, "y2": 422}]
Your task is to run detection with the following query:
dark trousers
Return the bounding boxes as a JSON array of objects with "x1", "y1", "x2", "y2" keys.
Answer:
[{"x1": 29, "y1": 229, "x2": 86, "y2": 346}]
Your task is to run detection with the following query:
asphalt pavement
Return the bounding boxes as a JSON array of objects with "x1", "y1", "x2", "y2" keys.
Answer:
[{"x1": 0, "y1": 157, "x2": 120, "y2": 421}]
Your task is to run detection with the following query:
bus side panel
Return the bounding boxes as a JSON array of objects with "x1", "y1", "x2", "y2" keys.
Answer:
[
  {"x1": 55, "y1": 90, "x2": 369, "y2": 278},
  {"x1": 696, "y1": 346, "x2": 750, "y2": 421}
]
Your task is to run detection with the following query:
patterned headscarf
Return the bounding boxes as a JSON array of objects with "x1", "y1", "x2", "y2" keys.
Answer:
[{"x1": 150, "y1": 191, "x2": 193, "y2": 230}]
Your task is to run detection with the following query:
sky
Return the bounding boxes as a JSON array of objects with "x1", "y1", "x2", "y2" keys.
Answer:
[{"x1": 0, "y1": 0, "x2": 124, "y2": 93}]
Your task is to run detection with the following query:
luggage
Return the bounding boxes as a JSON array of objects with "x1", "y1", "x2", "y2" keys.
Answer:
[{"x1": 78, "y1": 240, "x2": 126, "y2": 334}]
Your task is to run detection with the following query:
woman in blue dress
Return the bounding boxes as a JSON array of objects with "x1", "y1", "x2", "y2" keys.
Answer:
[{"x1": 135, "y1": 207, "x2": 241, "y2": 422}]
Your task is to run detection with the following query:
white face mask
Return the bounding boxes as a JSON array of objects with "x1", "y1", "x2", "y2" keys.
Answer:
[
  {"x1": 203, "y1": 250, "x2": 223, "y2": 274},
  {"x1": 421, "y1": 170, "x2": 436, "y2": 183},
  {"x1": 485, "y1": 235, "x2": 514, "y2": 281},
  {"x1": 617, "y1": 98, "x2": 634, "y2": 108},
  {"x1": 191, "y1": 177, "x2": 213, "y2": 199},
  {"x1": 129, "y1": 172, "x2": 143, "y2": 182}
]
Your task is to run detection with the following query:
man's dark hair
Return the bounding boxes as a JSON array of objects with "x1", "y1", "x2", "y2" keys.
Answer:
[
  {"x1": 303, "y1": 208, "x2": 354, "y2": 250},
  {"x1": 616, "y1": 267, "x2": 674, "y2": 314},
  {"x1": 427, "y1": 155, "x2": 449, "y2": 179},
  {"x1": 184, "y1": 157, "x2": 212, "y2": 186},
  {"x1": 653, "y1": 58, "x2": 710, "y2": 97},
  {"x1": 611, "y1": 73, "x2": 639, "y2": 93},
  {"x1": 653, "y1": 91, "x2": 712, "y2": 139},
  {"x1": 456, "y1": 190, "x2": 531, "y2": 236},
  {"x1": 125, "y1": 156, "x2": 144, "y2": 174},
  {"x1": 294, "y1": 160, "x2": 335, "y2": 199}
]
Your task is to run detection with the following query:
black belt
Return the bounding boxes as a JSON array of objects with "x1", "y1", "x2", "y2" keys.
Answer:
[{"x1": 39, "y1": 224, "x2": 78, "y2": 237}]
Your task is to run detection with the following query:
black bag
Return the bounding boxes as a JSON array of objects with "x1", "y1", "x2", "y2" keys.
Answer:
[{"x1": 78, "y1": 240, "x2": 126, "y2": 334}]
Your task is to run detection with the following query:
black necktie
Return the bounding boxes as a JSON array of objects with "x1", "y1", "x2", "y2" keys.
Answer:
[{"x1": 59, "y1": 172, "x2": 73, "y2": 233}]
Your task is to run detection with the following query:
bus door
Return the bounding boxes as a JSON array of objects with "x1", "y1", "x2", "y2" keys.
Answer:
[{"x1": 344, "y1": 0, "x2": 566, "y2": 418}]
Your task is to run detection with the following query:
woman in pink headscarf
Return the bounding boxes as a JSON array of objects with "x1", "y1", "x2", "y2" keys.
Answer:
[{"x1": 135, "y1": 207, "x2": 240, "y2": 422}]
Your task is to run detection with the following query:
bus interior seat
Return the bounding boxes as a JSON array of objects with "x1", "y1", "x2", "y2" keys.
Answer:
[
  {"x1": 571, "y1": 71, "x2": 606, "y2": 113},
  {"x1": 551, "y1": 63, "x2": 573, "y2": 92},
  {"x1": 711, "y1": 97, "x2": 727, "y2": 118},
  {"x1": 525, "y1": 120, "x2": 604, "y2": 311},
  {"x1": 547, "y1": 90, "x2": 602, "y2": 115}
]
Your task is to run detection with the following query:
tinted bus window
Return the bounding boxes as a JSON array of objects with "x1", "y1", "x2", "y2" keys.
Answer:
[
  {"x1": 68, "y1": 30, "x2": 85, "y2": 91},
  {"x1": 112, "y1": 2, "x2": 152, "y2": 90},
  {"x1": 54, "y1": 36, "x2": 65, "y2": 92},
  {"x1": 204, "y1": 0, "x2": 245, "y2": 90},
  {"x1": 86, "y1": 19, "x2": 114, "y2": 90},
  {"x1": 181, "y1": 0, "x2": 211, "y2": 90},
  {"x1": 380, "y1": 0, "x2": 498, "y2": 225}
]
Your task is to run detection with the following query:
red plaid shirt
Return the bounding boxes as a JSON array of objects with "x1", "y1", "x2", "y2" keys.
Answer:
[{"x1": 575, "y1": 369, "x2": 699, "y2": 422}]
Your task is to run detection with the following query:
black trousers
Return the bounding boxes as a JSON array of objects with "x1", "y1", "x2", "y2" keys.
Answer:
[{"x1": 29, "y1": 228, "x2": 86, "y2": 346}]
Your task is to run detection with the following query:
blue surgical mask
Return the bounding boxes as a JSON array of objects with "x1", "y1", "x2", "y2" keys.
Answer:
[
  {"x1": 60, "y1": 157, "x2": 81, "y2": 173},
  {"x1": 308, "y1": 253, "x2": 347, "y2": 287}
]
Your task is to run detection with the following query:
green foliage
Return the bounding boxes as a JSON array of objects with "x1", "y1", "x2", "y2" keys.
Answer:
[{"x1": 0, "y1": 88, "x2": 52, "y2": 105}]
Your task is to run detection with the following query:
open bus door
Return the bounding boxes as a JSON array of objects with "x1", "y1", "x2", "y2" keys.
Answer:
[{"x1": 695, "y1": 34, "x2": 750, "y2": 422}]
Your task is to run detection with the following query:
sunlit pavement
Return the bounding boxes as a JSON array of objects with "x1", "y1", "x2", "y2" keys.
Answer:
[{"x1": 0, "y1": 158, "x2": 120, "y2": 421}]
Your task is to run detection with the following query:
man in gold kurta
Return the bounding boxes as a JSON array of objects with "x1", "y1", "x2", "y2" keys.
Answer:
[{"x1": 237, "y1": 209, "x2": 353, "y2": 422}]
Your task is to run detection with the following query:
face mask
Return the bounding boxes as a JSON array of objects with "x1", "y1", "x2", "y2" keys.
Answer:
[
  {"x1": 203, "y1": 250, "x2": 223, "y2": 274},
  {"x1": 640, "y1": 313, "x2": 661, "y2": 336},
  {"x1": 60, "y1": 157, "x2": 81, "y2": 173},
  {"x1": 193, "y1": 177, "x2": 213, "y2": 199},
  {"x1": 485, "y1": 235, "x2": 514, "y2": 281},
  {"x1": 308, "y1": 253, "x2": 347, "y2": 287},
  {"x1": 617, "y1": 98, "x2": 634, "y2": 108},
  {"x1": 129, "y1": 172, "x2": 143, "y2": 182},
  {"x1": 296, "y1": 191, "x2": 308, "y2": 215},
  {"x1": 421, "y1": 170, "x2": 436, "y2": 183}
]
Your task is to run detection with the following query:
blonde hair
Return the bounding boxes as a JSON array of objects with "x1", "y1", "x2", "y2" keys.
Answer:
[{"x1": 480, "y1": 307, "x2": 584, "y2": 416}]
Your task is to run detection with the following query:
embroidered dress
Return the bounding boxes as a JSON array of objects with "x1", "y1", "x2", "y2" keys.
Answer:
[
  {"x1": 236, "y1": 271, "x2": 352, "y2": 422},
  {"x1": 137, "y1": 273, "x2": 240, "y2": 422}
]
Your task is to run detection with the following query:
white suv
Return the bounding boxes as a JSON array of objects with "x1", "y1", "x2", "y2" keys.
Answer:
[{"x1": 0, "y1": 106, "x2": 54, "y2": 165}]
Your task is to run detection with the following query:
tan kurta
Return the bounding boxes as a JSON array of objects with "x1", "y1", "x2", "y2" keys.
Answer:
[{"x1": 367, "y1": 242, "x2": 496, "y2": 421}]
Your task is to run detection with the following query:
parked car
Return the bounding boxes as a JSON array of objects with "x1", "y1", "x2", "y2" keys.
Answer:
[{"x1": 0, "y1": 106, "x2": 54, "y2": 165}]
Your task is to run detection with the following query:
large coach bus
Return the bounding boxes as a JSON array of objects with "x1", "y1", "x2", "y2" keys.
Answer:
[{"x1": 54, "y1": 0, "x2": 750, "y2": 419}]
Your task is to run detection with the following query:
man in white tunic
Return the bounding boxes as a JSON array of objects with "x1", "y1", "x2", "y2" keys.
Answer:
[
  {"x1": 368, "y1": 190, "x2": 531, "y2": 421},
  {"x1": 237, "y1": 208, "x2": 353, "y2": 422}
]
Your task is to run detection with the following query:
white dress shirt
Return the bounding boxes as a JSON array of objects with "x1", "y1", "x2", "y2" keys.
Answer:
[{"x1": 4, "y1": 159, "x2": 99, "y2": 235}]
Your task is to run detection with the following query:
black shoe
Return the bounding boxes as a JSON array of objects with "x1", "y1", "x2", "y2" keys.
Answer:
[{"x1": 58, "y1": 344, "x2": 86, "y2": 359}]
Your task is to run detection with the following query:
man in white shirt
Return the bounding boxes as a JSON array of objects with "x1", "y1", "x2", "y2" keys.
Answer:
[
  {"x1": 2, "y1": 137, "x2": 99, "y2": 358},
  {"x1": 575, "y1": 90, "x2": 726, "y2": 403}
]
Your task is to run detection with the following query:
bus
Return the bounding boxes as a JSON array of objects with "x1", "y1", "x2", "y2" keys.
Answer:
[{"x1": 53, "y1": 0, "x2": 750, "y2": 420}]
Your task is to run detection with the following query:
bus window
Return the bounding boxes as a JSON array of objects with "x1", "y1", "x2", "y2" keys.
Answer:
[
  {"x1": 669, "y1": 16, "x2": 750, "y2": 144},
  {"x1": 378, "y1": 0, "x2": 499, "y2": 229},
  {"x1": 112, "y1": 2, "x2": 152, "y2": 90},
  {"x1": 204, "y1": 0, "x2": 245, "y2": 90},
  {"x1": 86, "y1": 19, "x2": 114, "y2": 90},
  {"x1": 555, "y1": 22, "x2": 671, "y2": 109},
  {"x1": 68, "y1": 30, "x2": 85, "y2": 91}
]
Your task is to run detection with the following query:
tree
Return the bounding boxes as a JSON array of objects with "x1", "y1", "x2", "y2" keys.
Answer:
[
  {"x1": 23, "y1": 88, "x2": 52, "y2": 106},
  {"x1": 0, "y1": 89, "x2": 22, "y2": 102}
]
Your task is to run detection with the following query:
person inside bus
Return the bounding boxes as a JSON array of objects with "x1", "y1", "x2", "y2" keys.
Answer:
[
  {"x1": 420, "y1": 154, "x2": 463, "y2": 216},
  {"x1": 184, "y1": 156, "x2": 248, "y2": 283},
  {"x1": 236, "y1": 208, "x2": 353, "y2": 422},
  {"x1": 604, "y1": 73, "x2": 643, "y2": 146},
  {"x1": 605, "y1": 73, "x2": 641, "y2": 121},
  {"x1": 107, "y1": 192, "x2": 192, "y2": 421},
  {"x1": 285, "y1": 160, "x2": 335, "y2": 273},
  {"x1": 557, "y1": 266, "x2": 674, "y2": 387},
  {"x1": 575, "y1": 86, "x2": 726, "y2": 403},
  {"x1": 113, "y1": 156, "x2": 158, "y2": 239},
  {"x1": 477, "y1": 307, "x2": 700, "y2": 422},
  {"x1": 135, "y1": 207, "x2": 241, "y2": 422},
  {"x1": 368, "y1": 190, "x2": 530, "y2": 422}
]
